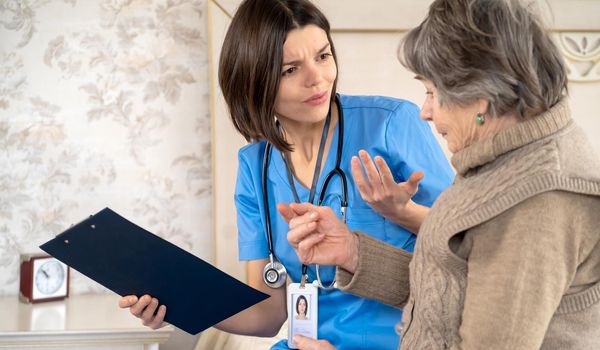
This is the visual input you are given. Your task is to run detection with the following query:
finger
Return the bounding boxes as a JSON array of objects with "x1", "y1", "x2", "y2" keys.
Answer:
[
  {"x1": 289, "y1": 202, "x2": 317, "y2": 216},
  {"x1": 141, "y1": 298, "x2": 160, "y2": 325},
  {"x1": 276, "y1": 203, "x2": 296, "y2": 223},
  {"x1": 288, "y1": 211, "x2": 318, "y2": 230},
  {"x1": 147, "y1": 305, "x2": 167, "y2": 329},
  {"x1": 374, "y1": 156, "x2": 396, "y2": 189},
  {"x1": 358, "y1": 150, "x2": 383, "y2": 191},
  {"x1": 288, "y1": 221, "x2": 318, "y2": 247},
  {"x1": 351, "y1": 156, "x2": 372, "y2": 198},
  {"x1": 118, "y1": 295, "x2": 138, "y2": 308},
  {"x1": 130, "y1": 294, "x2": 152, "y2": 317},
  {"x1": 297, "y1": 232, "x2": 325, "y2": 255},
  {"x1": 405, "y1": 171, "x2": 425, "y2": 196}
]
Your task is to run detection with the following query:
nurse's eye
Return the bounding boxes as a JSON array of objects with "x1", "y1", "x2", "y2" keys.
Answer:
[
  {"x1": 282, "y1": 67, "x2": 297, "y2": 76},
  {"x1": 319, "y1": 53, "x2": 332, "y2": 61}
]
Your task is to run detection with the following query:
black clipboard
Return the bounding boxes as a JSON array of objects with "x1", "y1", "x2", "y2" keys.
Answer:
[{"x1": 40, "y1": 207, "x2": 269, "y2": 335}]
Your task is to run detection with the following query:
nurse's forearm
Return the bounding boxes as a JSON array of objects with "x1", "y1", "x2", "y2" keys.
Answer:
[
  {"x1": 389, "y1": 201, "x2": 429, "y2": 234},
  {"x1": 214, "y1": 259, "x2": 287, "y2": 337},
  {"x1": 214, "y1": 292, "x2": 286, "y2": 337}
]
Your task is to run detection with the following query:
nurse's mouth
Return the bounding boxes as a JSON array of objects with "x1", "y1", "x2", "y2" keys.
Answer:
[{"x1": 304, "y1": 91, "x2": 328, "y2": 106}]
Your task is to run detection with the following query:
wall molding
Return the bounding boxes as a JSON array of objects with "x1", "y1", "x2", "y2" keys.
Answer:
[{"x1": 558, "y1": 31, "x2": 600, "y2": 82}]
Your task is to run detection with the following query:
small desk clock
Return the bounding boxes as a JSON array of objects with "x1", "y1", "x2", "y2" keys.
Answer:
[{"x1": 19, "y1": 254, "x2": 70, "y2": 303}]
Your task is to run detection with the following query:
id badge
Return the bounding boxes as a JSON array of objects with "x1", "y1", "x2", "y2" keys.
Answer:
[{"x1": 287, "y1": 282, "x2": 318, "y2": 349}]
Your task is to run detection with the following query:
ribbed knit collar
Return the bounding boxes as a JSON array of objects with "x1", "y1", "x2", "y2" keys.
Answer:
[{"x1": 451, "y1": 99, "x2": 572, "y2": 176}]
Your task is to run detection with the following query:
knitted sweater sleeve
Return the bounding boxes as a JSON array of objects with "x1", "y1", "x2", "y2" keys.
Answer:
[
  {"x1": 450, "y1": 191, "x2": 588, "y2": 350},
  {"x1": 335, "y1": 232, "x2": 412, "y2": 308}
]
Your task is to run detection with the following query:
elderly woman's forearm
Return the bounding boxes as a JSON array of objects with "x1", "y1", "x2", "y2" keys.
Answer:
[{"x1": 336, "y1": 232, "x2": 412, "y2": 308}]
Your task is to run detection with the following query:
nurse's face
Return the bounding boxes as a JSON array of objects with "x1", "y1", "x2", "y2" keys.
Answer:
[
  {"x1": 274, "y1": 25, "x2": 337, "y2": 126},
  {"x1": 418, "y1": 79, "x2": 481, "y2": 153},
  {"x1": 298, "y1": 298, "x2": 307, "y2": 315}
]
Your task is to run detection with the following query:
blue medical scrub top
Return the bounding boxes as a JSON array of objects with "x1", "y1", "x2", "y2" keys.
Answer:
[{"x1": 234, "y1": 95, "x2": 454, "y2": 350}]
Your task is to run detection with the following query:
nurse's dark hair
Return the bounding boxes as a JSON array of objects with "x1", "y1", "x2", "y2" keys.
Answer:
[
  {"x1": 219, "y1": 0, "x2": 338, "y2": 152},
  {"x1": 400, "y1": 0, "x2": 567, "y2": 119}
]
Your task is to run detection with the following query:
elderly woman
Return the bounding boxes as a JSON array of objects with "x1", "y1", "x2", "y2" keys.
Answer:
[{"x1": 278, "y1": 0, "x2": 600, "y2": 349}]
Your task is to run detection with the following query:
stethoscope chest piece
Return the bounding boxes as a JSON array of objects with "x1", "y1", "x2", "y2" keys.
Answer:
[{"x1": 263, "y1": 256, "x2": 287, "y2": 288}]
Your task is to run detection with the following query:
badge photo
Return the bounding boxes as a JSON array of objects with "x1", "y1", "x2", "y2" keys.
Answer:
[
  {"x1": 19, "y1": 254, "x2": 70, "y2": 303},
  {"x1": 287, "y1": 282, "x2": 318, "y2": 349}
]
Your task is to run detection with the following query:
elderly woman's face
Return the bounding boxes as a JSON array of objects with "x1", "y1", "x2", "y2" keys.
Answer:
[{"x1": 418, "y1": 80, "x2": 482, "y2": 153}]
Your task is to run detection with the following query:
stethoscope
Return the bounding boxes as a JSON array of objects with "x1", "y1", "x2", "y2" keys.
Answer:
[{"x1": 262, "y1": 95, "x2": 348, "y2": 290}]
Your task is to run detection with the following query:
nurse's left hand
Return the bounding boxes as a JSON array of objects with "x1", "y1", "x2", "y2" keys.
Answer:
[
  {"x1": 293, "y1": 335, "x2": 336, "y2": 350},
  {"x1": 351, "y1": 150, "x2": 426, "y2": 233}
]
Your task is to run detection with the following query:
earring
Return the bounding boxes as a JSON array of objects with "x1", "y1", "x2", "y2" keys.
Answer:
[{"x1": 475, "y1": 112, "x2": 485, "y2": 125}]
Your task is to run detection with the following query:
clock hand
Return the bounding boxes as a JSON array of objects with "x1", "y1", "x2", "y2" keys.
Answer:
[{"x1": 41, "y1": 269, "x2": 49, "y2": 278}]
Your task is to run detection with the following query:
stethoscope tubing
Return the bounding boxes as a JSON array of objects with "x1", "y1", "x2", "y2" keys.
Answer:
[{"x1": 262, "y1": 95, "x2": 348, "y2": 288}]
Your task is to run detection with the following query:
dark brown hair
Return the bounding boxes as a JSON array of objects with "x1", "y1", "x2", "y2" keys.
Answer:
[
  {"x1": 219, "y1": 0, "x2": 338, "y2": 151},
  {"x1": 400, "y1": 0, "x2": 567, "y2": 119}
]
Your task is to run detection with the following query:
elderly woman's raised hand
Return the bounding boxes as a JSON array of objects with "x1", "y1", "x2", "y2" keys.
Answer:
[
  {"x1": 351, "y1": 150, "x2": 426, "y2": 233},
  {"x1": 118, "y1": 295, "x2": 168, "y2": 329},
  {"x1": 277, "y1": 202, "x2": 359, "y2": 273}
]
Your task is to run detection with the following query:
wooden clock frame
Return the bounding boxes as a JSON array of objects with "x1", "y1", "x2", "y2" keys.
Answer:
[{"x1": 19, "y1": 254, "x2": 70, "y2": 304}]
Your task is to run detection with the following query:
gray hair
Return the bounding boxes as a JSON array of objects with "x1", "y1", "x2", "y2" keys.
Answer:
[{"x1": 399, "y1": 0, "x2": 567, "y2": 119}]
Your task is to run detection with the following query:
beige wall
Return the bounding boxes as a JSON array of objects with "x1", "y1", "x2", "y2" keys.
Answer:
[{"x1": 210, "y1": 0, "x2": 600, "y2": 282}]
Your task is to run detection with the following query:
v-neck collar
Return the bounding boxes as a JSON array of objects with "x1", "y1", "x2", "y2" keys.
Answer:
[{"x1": 272, "y1": 109, "x2": 341, "y2": 202}]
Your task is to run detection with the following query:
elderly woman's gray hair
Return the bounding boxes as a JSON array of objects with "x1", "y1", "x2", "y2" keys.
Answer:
[{"x1": 400, "y1": 0, "x2": 567, "y2": 119}]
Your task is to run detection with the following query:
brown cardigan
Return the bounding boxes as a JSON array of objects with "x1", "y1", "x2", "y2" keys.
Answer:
[{"x1": 336, "y1": 99, "x2": 600, "y2": 349}]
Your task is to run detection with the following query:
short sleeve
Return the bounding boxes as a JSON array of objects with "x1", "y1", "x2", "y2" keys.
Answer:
[
  {"x1": 234, "y1": 149, "x2": 270, "y2": 261},
  {"x1": 385, "y1": 101, "x2": 454, "y2": 207}
]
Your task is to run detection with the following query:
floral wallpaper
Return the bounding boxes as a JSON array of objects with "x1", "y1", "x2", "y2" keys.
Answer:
[{"x1": 0, "y1": 0, "x2": 211, "y2": 295}]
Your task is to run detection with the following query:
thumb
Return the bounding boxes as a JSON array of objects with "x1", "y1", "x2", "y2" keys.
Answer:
[
  {"x1": 294, "y1": 335, "x2": 316, "y2": 350},
  {"x1": 406, "y1": 171, "x2": 425, "y2": 196},
  {"x1": 294, "y1": 335, "x2": 335, "y2": 350}
]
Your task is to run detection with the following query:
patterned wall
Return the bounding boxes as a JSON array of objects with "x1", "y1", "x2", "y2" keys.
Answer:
[{"x1": 0, "y1": 0, "x2": 211, "y2": 296}]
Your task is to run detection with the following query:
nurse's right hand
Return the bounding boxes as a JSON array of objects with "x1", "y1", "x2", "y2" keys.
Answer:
[{"x1": 118, "y1": 294, "x2": 168, "y2": 329}]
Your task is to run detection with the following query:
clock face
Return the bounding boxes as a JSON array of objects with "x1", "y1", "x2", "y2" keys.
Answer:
[
  {"x1": 32, "y1": 258, "x2": 68, "y2": 299},
  {"x1": 35, "y1": 260, "x2": 65, "y2": 294}
]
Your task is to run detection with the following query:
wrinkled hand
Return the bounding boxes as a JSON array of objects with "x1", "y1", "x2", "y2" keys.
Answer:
[
  {"x1": 293, "y1": 335, "x2": 336, "y2": 350},
  {"x1": 118, "y1": 295, "x2": 168, "y2": 329},
  {"x1": 277, "y1": 202, "x2": 359, "y2": 273},
  {"x1": 351, "y1": 150, "x2": 424, "y2": 229}
]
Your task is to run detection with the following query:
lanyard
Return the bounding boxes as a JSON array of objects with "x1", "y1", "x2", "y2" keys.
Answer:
[{"x1": 281, "y1": 110, "x2": 332, "y2": 287}]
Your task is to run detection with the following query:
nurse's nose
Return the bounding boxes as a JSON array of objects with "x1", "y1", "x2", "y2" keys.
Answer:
[{"x1": 304, "y1": 62, "x2": 323, "y2": 88}]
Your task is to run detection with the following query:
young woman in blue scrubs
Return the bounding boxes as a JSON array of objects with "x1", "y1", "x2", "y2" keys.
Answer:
[{"x1": 119, "y1": 0, "x2": 454, "y2": 348}]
